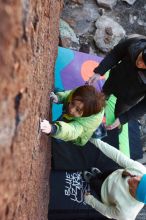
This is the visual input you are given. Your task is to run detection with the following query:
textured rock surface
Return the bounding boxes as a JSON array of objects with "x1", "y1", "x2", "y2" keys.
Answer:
[
  {"x1": 60, "y1": 19, "x2": 79, "y2": 49},
  {"x1": 61, "y1": 0, "x2": 100, "y2": 35},
  {"x1": 0, "y1": 0, "x2": 63, "y2": 220}
]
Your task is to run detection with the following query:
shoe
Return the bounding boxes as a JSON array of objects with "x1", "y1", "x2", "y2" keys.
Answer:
[
  {"x1": 91, "y1": 167, "x2": 101, "y2": 176},
  {"x1": 83, "y1": 171, "x2": 94, "y2": 183}
]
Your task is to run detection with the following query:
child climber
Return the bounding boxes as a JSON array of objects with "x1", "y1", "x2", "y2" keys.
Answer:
[{"x1": 40, "y1": 85, "x2": 105, "y2": 146}]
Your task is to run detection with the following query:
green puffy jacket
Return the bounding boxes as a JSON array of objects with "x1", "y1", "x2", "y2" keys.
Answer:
[{"x1": 52, "y1": 90, "x2": 104, "y2": 146}]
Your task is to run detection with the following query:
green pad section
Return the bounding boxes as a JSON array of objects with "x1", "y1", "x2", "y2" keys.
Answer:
[{"x1": 105, "y1": 72, "x2": 130, "y2": 157}]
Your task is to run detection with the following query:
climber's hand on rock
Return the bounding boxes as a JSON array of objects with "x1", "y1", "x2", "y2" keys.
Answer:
[
  {"x1": 50, "y1": 92, "x2": 59, "y2": 103},
  {"x1": 40, "y1": 119, "x2": 52, "y2": 134}
]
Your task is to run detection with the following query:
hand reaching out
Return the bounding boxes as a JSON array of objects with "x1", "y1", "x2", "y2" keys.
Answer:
[
  {"x1": 40, "y1": 119, "x2": 52, "y2": 134},
  {"x1": 84, "y1": 192, "x2": 91, "y2": 196},
  {"x1": 84, "y1": 191, "x2": 91, "y2": 202},
  {"x1": 106, "y1": 118, "x2": 121, "y2": 130},
  {"x1": 88, "y1": 73, "x2": 101, "y2": 85},
  {"x1": 50, "y1": 92, "x2": 59, "y2": 103}
]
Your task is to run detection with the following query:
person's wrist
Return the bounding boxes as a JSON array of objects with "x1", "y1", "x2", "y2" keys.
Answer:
[{"x1": 51, "y1": 124, "x2": 57, "y2": 134}]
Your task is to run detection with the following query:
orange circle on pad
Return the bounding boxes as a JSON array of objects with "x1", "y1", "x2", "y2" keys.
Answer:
[{"x1": 81, "y1": 60, "x2": 99, "y2": 81}]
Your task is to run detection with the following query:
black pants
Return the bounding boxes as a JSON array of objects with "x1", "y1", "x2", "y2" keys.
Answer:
[{"x1": 89, "y1": 169, "x2": 116, "y2": 200}]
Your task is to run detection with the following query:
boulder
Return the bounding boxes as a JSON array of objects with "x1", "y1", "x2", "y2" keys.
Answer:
[
  {"x1": 94, "y1": 15, "x2": 126, "y2": 52},
  {"x1": 96, "y1": 0, "x2": 117, "y2": 10}
]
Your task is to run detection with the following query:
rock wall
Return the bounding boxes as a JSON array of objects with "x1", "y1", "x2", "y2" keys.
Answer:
[{"x1": 0, "y1": 0, "x2": 63, "y2": 219}]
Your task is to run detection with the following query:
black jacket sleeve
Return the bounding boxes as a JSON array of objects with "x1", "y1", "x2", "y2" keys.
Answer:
[
  {"x1": 119, "y1": 97, "x2": 146, "y2": 124},
  {"x1": 94, "y1": 38, "x2": 137, "y2": 75}
]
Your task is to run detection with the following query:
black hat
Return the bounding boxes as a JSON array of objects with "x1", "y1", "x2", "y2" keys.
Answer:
[{"x1": 142, "y1": 48, "x2": 146, "y2": 65}]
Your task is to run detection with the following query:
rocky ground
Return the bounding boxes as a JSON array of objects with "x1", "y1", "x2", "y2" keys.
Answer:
[{"x1": 60, "y1": 0, "x2": 146, "y2": 151}]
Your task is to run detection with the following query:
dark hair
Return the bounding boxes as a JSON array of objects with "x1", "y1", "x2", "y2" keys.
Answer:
[
  {"x1": 122, "y1": 171, "x2": 136, "y2": 178},
  {"x1": 71, "y1": 85, "x2": 105, "y2": 117},
  {"x1": 142, "y1": 48, "x2": 146, "y2": 65}
]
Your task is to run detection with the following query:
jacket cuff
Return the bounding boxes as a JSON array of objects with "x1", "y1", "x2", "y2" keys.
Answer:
[
  {"x1": 84, "y1": 194, "x2": 94, "y2": 204},
  {"x1": 93, "y1": 65, "x2": 105, "y2": 76},
  {"x1": 51, "y1": 124, "x2": 57, "y2": 135}
]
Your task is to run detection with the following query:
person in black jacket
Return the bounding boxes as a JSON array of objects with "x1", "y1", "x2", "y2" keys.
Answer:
[{"x1": 89, "y1": 35, "x2": 146, "y2": 129}]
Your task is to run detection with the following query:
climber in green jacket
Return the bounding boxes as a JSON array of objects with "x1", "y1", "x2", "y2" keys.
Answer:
[{"x1": 40, "y1": 85, "x2": 105, "y2": 146}]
